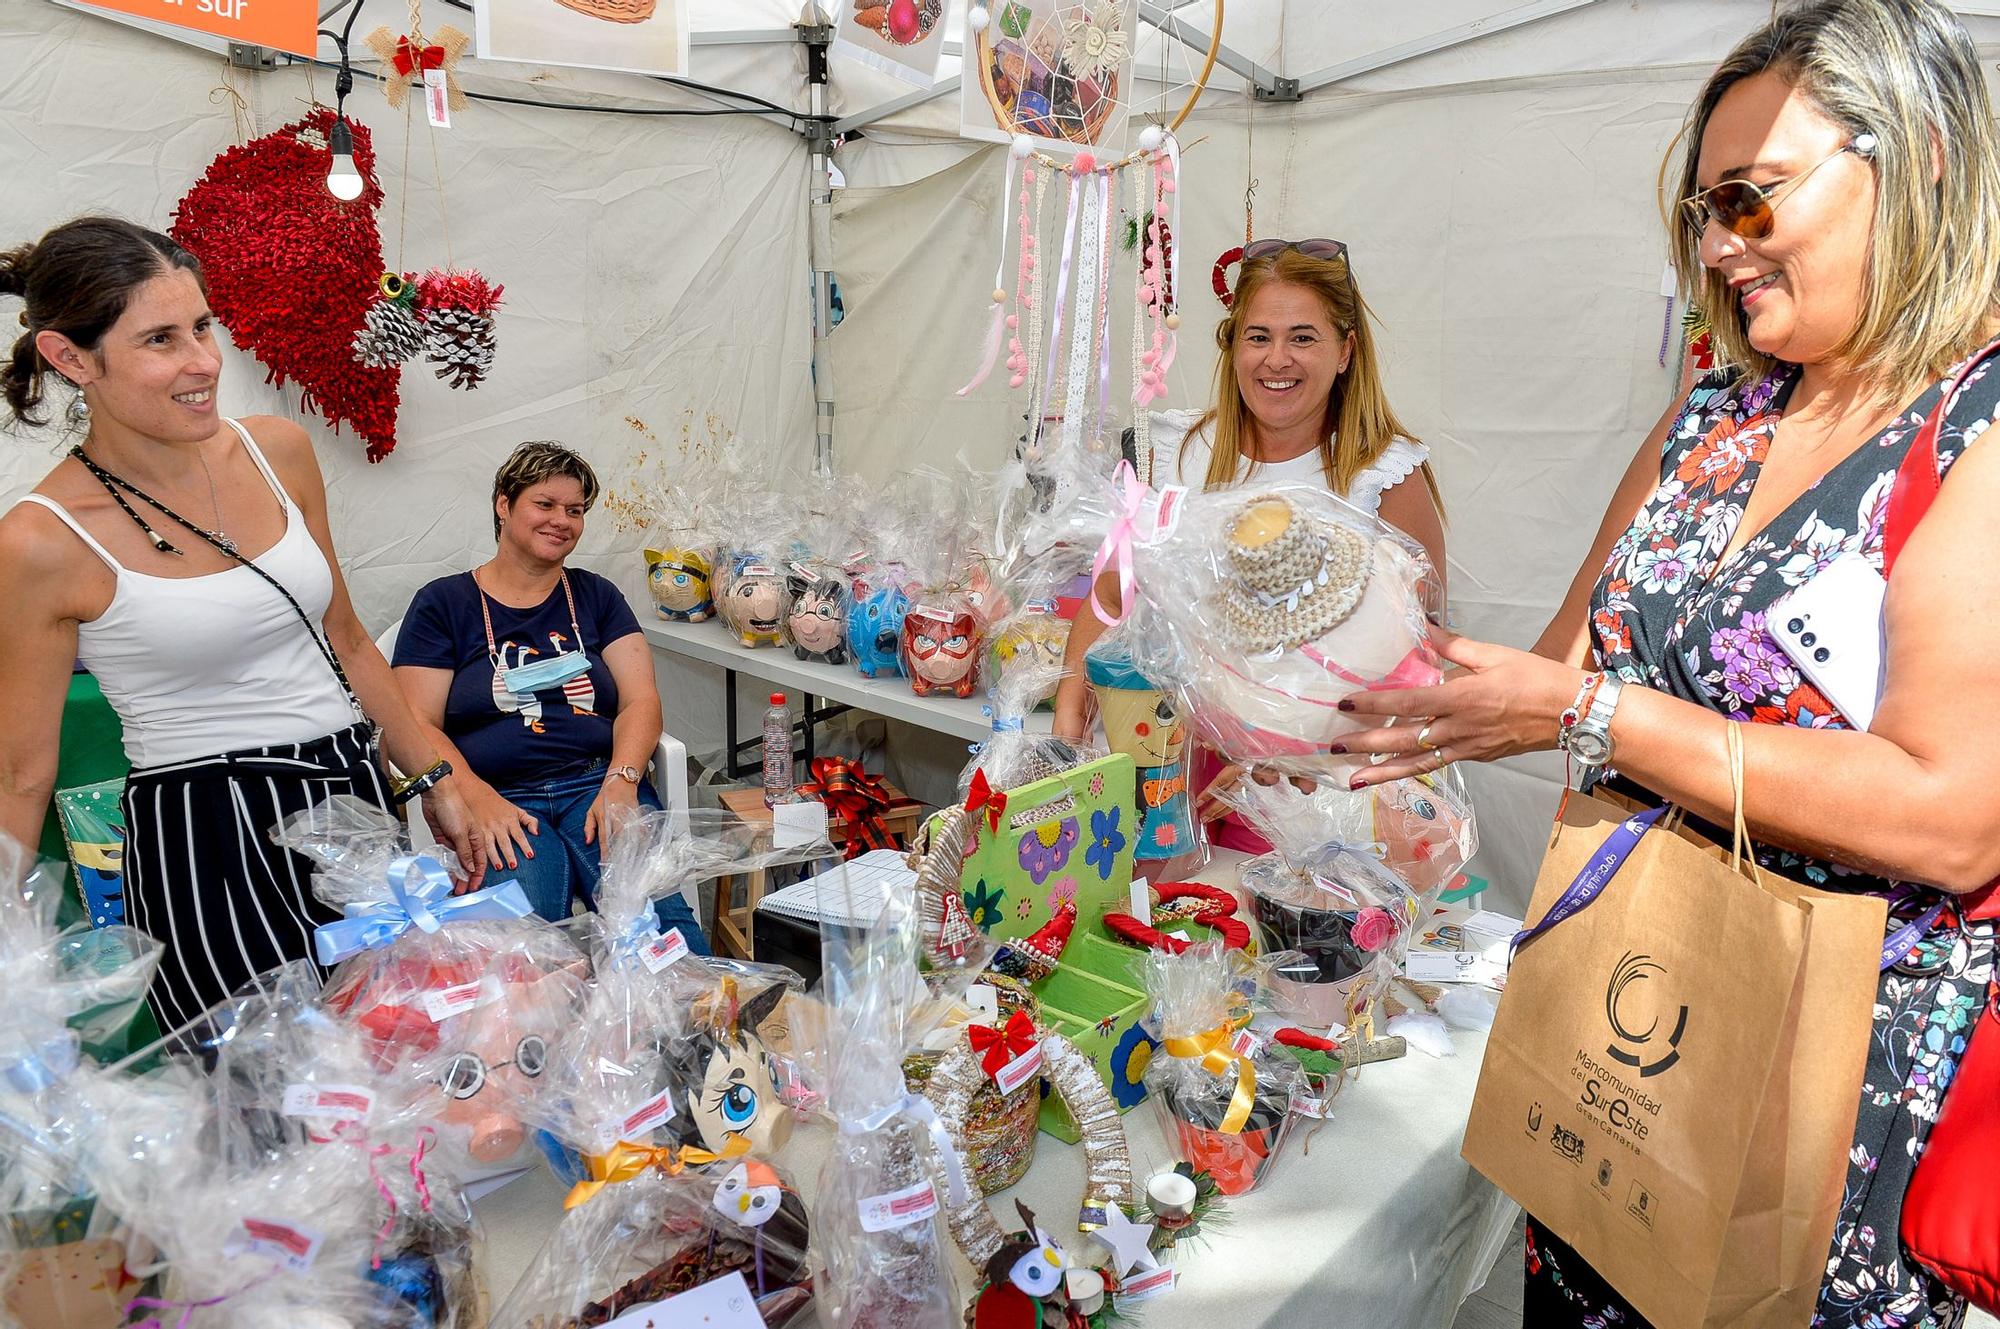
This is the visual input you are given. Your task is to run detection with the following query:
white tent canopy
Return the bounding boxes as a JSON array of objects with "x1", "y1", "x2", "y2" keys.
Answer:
[{"x1": 8, "y1": 0, "x2": 1998, "y2": 907}]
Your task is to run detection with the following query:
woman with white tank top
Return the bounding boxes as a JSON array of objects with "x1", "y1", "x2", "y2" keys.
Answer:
[
  {"x1": 1055, "y1": 241, "x2": 1449, "y2": 854},
  {"x1": 0, "y1": 217, "x2": 481, "y2": 1031}
]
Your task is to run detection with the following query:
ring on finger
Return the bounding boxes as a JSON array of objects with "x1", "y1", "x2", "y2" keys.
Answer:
[
  {"x1": 1429, "y1": 747, "x2": 1449, "y2": 772},
  {"x1": 1416, "y1": 722, "x2": 1439, "y2": 751}
]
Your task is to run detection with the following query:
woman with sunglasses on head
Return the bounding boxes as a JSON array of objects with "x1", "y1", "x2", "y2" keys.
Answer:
[
  {"x1": 1054, "y1": 240, "x2": 1446, "y2": 842},
  {"x1": 391, "y1": 442, "x2": 708, "y2": 951},
  {"x1": 0, "y1": 216, "x2": 482, "y2": 1032},
  {"x1": 1340, "y1": 3, "x2": 2000, "y2": 1324}
]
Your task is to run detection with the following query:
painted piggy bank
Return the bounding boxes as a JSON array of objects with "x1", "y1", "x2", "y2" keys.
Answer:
[
  {"x1": 718, "y1": 556, "x2": 788, "y2": 649},
  {"x1": 784, "y1": 567, "x2": 848, "y2": 665},
  {"x1": 645, "y1": 546, "x2": 713, "y2": 623},
  {"x1": 846, "y1": 579, "x2": 909, "y2": 679},
  {"x1": 431, "y1": 968, "x2": 566, "y2": 1164},
  {"x1": 901, "y1": 601, "x2": 979, "y2": 699}
]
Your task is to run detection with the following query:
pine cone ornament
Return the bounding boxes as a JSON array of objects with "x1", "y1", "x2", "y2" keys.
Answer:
[
  {"x1": 352, "y1": 290, "x2": 425, "y2": 368},
  {"x1": 415, "y1": 268, "x2": 502, "y2": 390}
]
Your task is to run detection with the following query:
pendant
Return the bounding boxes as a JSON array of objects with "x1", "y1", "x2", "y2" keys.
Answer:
[{"x1": 211, "y1": 531, "x2": 239, "y2": 557}]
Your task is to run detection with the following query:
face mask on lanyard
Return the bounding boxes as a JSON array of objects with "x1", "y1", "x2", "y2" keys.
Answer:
[{"x1": 479, "y1": 569, "x2": 592, "y2": 697}]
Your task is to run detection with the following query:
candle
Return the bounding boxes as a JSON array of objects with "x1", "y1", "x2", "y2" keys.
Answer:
[
  {"x1": 1066, "y1": 1267, "x2": 1106, "y2": 1315},
  {"x1": 1146, "y1": 1170, "x2": 1197, "y2": 1226}
]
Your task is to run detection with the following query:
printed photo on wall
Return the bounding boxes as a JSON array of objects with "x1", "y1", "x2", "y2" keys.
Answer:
[
  {"x1": 834, "y1": 0, "x2": 949, "y2": 86},
  {"x1": 959, "y1": 0, "x2": 1137, "y2": 151},
  {"x1": 472, "y1": 0, "x2": 688, "y2": 78}
]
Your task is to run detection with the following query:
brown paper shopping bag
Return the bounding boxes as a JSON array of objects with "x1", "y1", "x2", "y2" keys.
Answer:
[{"x1": 1462, "y1": 729, "x2": 1885, "y2": 1329}]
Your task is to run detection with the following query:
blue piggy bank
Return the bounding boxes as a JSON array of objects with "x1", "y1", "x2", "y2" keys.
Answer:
[{"x1": 847, "y1": 582, "x2": 909, "y2": 679}]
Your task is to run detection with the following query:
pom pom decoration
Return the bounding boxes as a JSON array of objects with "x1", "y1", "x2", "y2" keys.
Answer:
[
  {"x1": 1009, "y1": 131, "x2": 1035, "y2": 159},
  {"x1": 1137, "y1": 124, "x2": 1164, "y2": 153},
  {"x1": 172, "y1": 108, "x2": 403, "y2": 460},
  {"x1": 415, "y1": 268, "x2": 504, "y2": 390},
  {"x1": 969, "y1": 3, "x2": 991, "y2": 34}
]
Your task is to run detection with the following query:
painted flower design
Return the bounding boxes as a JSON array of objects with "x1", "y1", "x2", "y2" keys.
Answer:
[
  {"x1": 1015, "y1": 897, "x2": 1034, "y2": 920},
  {"x1": 1060, "y1": 1, "x2": 1129, "y2": 82},
  {"x1": 1089, "y1": 771, "x2": 1105, "y2": 797},
  {"x1": 1017, "y1": 817, "x2": 1079, "y2": 885},
  {"x1": 1110, "y1": 1020, "x2": 1157, "y2": 1108},
  {"x1": 1046, "y1": 875, "x2": 1079, "y2": 913},
  {"x1": 963, "y1": 880, "x2": 1005, "y2": 932},
  {"x1": 1084, "y1": 806, "x2": 1126, "y2": 880}
]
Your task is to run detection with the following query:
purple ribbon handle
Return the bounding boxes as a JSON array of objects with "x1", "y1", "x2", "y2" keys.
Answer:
[{"x1": 1512, "y1": 803, "x2": 1946, "y2": 973}]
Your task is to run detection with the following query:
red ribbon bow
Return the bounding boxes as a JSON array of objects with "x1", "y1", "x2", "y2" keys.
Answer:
[
  {"x1": 965, "y1": 768, "x2": 1008, "y2": 833},
  {"x1": 967, "y1": 1008, "x2": 1038, "y2": 1077},
  {"x1": 797, "y1": 756, "x2": 895, "y2": 860},
  {"x1": 394, "y1": 37, "x2": 446, "y2": 75}
]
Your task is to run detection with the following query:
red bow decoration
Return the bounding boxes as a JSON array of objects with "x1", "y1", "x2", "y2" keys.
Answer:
[
  {"x1": 967, "y1": 1009, "x2": 1038, "y2": 1077},
  {"x1": 394, "y1": 37, "x2": 445, "y2": 75},
  {"x1": 798, "y1": 756, "x2": 895, "y2": 860},
  {"x1": 965, "y1": 768, "x2": 1008, "y2": 833}
]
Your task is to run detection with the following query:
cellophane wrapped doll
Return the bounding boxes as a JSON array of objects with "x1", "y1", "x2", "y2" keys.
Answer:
[
  {"x1": 846, "y1": 481, "x2": 923, "y2": 681},
  {"x1": 712, "y1": 482, "x2": 795, "y2": 650},
  {"x1": 898, "y1": 471, "x2": 986, "y2": 700},
  {"x1": 784, "y1": 476, "x2": 860, "y2": 666},
  {"x1": 0, "y1": 835, "x2": 161, "y2": 1329},
  {"x1": 269, "y1": 795, "x2": 589, "y2": 1183}
]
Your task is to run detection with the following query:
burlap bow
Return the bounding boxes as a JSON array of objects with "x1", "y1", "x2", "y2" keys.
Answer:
[{"x1": 363, "y1": 25, "x2": 469, "y2": 112}]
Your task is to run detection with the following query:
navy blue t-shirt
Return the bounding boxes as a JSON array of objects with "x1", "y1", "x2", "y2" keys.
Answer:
[{"x1": 394, "y1": 568, "x2": 643, "y2": 788}]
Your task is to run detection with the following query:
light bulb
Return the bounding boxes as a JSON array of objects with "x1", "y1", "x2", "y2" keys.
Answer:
[{"x1": 326, "y1": 116, "x2": 364, "y2": 202}]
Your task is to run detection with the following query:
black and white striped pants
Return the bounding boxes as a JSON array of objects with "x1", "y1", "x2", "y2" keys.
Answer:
[{"x1": 120, "y1": 722, "x2": 391, "y2": 1032}]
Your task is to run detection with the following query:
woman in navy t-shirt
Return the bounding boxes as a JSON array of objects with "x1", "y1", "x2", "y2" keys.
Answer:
[{"x1": 393, "y1": 442, "x2": 706, "y2": 948}]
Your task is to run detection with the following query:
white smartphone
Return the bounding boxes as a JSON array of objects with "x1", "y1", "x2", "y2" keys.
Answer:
[{"x1": 1765, "y1": 550, "x2": 1889, "y2": 730}]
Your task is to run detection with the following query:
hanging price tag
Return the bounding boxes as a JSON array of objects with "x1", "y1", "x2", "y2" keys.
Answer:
[
  {"x1": 857, "y1": 1178, "x2": 939, "y2": 1232},
  {"x1": 280, "y1": 1083, "x2": 374, "y2": 1123},
  {"x1": 1117, "y1": 1267, "x2": 1176, "y2": 1303},
  {"x1": 1289, "y1": 1091, "x2": 1328, "y2": 1120},
  {"x1": 992, "y1": 1039, "x2": 1045, "y2": 1095},
  {"x1": 601, "y1": 1086, "x2": 676, "y2": 1147},
  {"x1": 225, "y1": 1217, "x2": 324, "y2": 1274},
  {"x1": 639, "y1": 928, "x2": 691, "y2": 973},
  {"x1": 425, "y1": 68, "x2": 451, "y2": 129},
  {"x1": 1229, "y1": 1028, "x2": 1264, "y2": 1059}
]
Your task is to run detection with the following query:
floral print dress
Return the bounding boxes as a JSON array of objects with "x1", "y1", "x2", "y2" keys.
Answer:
[{"x1": 1523, "y1": 360, "x2": 2000, "y2": 1329}]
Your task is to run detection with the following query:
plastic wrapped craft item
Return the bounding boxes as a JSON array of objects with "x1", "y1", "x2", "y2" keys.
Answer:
[
  {"x1": 0, "y1": 837, "x2": 164, "y2": 1329},
  {"x1": 898, "y1": 471, "x2": 985, "y2": 700},
  {"x1": 127, "y1": 961, "x2": 481, "y2": 1328},
  {"x1": 536, "y1": 809, "x2": 831, "y2": 1183},
  {"x1": 711, "y1": 484, "x2": 794, "y2": 650},
  {"x1": 1124, "y1": 484, "x2": 1443, "y2": 776},
  {"x1": 490, "y1": 1153, "x2": 812, "y2": 1329},
  {"x1": 902, "y1": 974, "x2": 1041, "y2": 1195},
  {"x1": 618, "y1": 428, "x2": 724, "y2": 625},
  {"x1": 1141, "y1": 942, "x2": 1301, "y2": 1197},
  {"x1": 780, "y1": 480, "x2": 858, "y2": 665},
  {"x1": 791, "y1": 867, "x2": 993, "y2": 1329},
  {"x1": 270, "y1": 796, "x2": 588, "y2": 1182},
  {"x1": 1084, "y1": 643, "x2": 1197, "y2": 864},
  {"x1": 1216, "y1": 773, "x2": 1448, "y2": 1028},
  {"x1": 954, "y1": 656, "x2": 1097, "y2": 805}
]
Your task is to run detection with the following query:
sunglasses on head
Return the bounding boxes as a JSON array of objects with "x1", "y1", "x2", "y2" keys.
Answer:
[
  {"x1": 1243, "y1": 237, "x2": 1349, "y2": 265},
  {"x1": 1679, "y1": 133, "x2": 1876, "y2": 240}
]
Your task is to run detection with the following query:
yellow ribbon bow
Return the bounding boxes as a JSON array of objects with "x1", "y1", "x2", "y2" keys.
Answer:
[
  {"x1": 562, "y1": 1134, "x2": 752, "y2": 1210},
  {"x1": 1161, "y1": 1025, "x2": 1258, "y2": 1135}
]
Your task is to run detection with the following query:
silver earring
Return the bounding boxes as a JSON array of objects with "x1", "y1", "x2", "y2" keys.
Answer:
[{"x1": 64, "y1": 390, "x2": 88, "y2": 431}]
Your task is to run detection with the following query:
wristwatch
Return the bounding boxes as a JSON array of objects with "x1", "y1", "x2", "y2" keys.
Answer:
[
  {"x1": 1559, "y1": 674, "x2": 1625, "y2": 773},
  {"x1": 606, "y1": 765, "x2": 641, "y2": 786}
]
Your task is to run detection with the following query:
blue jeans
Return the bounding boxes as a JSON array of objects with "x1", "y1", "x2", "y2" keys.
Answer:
[{"x1": 493, "y1": 762, "x2": 709, "y2": 953}]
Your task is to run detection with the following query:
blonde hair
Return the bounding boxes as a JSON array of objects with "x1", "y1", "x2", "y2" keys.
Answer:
[
  {"x1": 1191, "y1": 246, "x2": 1443, "y2": 513},
  {"x1": 1668, "y1": 0, "x2": 2000, "y2": 402}
]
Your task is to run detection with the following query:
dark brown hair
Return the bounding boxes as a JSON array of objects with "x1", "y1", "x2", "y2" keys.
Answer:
[
  {"x1": 0, "y1": 216, "x2": 206, "y2": 427},
  {"x1": 491, "y1": 441, "x2": 601, "y2": 540}
]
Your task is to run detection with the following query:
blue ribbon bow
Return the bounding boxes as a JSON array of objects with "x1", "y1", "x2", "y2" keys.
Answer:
[{"x1": 313, "y1": 855, "x2": 533, "y2": 966}]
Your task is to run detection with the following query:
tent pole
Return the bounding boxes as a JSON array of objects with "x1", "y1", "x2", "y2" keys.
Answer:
[{"x1": 799, "y1": 16, "x2": 837, "y2": 476}]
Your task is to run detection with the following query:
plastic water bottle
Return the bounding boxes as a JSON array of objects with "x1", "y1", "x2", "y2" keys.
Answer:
[{"x1": 762, "y1": 692, "x2": 795, "y2": 808}]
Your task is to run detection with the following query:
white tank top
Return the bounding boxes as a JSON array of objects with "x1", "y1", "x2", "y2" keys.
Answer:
[
  {"x1": 15, "y1": 419, "x2": 359, "y2": 769},
  {"x1": 1148, "y1": 408, "x2": 1431, "y2": 515}
]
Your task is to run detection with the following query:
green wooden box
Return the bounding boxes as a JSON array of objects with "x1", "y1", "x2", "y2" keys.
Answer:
[{"x1": 1030, "y1": 934, "x2": 1156, "y2": 1143}]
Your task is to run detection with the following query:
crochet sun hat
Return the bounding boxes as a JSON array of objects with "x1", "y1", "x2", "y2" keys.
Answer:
[{"x1": 1215, "y1": 494, "x2": 1372, "y2": 653}]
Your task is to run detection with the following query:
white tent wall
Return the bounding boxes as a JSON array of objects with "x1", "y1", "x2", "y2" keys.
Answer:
[
  {"x1": 827, "y1": 2, "x2": 2000, "y2": 910},
  {"x1": 1, "y1": 1, "x2": 815, "y2": 772}
]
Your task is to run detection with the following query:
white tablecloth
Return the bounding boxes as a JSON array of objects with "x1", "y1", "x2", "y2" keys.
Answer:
[{"x1": 473, "y1": 1021, "x2": 1516, "y2": 1328}]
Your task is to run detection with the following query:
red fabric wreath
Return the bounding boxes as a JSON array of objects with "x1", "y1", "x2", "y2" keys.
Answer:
[{"x1": 172, "y1": 108, "x2": 403, "y2": 461}]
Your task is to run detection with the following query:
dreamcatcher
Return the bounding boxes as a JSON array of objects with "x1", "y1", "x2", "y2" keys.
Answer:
[{"x1": 956, "y1": 2, "x2": 1222, "y2": 487}]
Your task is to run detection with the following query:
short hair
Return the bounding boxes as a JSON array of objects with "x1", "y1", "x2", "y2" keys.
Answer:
[
  {"x1": 1669, "y1": 0, "x2": 2000, "y2": 401},
  {"x1": 491, "y1": 441, "x2": 600, "y2": 540}
]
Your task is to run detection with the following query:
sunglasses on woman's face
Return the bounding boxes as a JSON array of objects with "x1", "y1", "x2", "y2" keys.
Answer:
[{"x1": 1678, "y1": 134, "x2": 1876, "y2": 240}]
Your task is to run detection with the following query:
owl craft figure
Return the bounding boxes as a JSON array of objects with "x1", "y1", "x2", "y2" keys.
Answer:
[
  {"x1": 901, "y1": 602, "x2": 980, "y2": 699},
  {"x1": 671, "y1": 978, "x2": 795, "y2": 1158},
  {"x1": 719, "y1": 556, "x2": 788, "y2": 649},
  {"x1": 846, "y1": 577, "x2": 909, "y2": 679},
  {"x1": 645, "y1": 546, "x2": 713, "y2": 623},
  {"x1": 785, "y1": 568, "x2": 849, "y2": 665}
]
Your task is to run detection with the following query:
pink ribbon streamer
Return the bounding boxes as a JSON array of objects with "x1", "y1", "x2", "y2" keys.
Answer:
[
  {"x1": 1037, "y1": 170, "x2": 1084, "y2": 434},
  {"x1": 125, "y1": 1275, "x2": 273, "y2": 1328},
  {"x1": 956, "y1": 150, "x2": 1020, "y2": 396},
  {"x1": 1090, "y1": 460, "x2": 1152, "y2": 625}
]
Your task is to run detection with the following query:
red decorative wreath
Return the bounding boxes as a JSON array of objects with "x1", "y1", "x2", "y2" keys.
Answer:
[
  {"x1": 172, "y1": 108, "x2": 403, "y2": 461},
  {"x1": 1103, "y1": 881, "x2": 1252, "y2": 953},
  {"x1": 1212, "y1": 245, "x2": 1245, "y2": 308}
]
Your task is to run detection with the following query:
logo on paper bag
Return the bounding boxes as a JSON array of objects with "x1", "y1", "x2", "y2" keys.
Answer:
[
  {"x1": 1525, "y1": 1102, "x2": 1543, "y2": 1136},
  {"x1": 1604, "y1": 951, "x2": 1687, "y2": 1078},
  {"x1": 1626, "y1": 1181, "x2": 1656, "y2": 1228},
  {"x1": 1550, "y1": 1124, "x2": 1586, "y2": 1163}
]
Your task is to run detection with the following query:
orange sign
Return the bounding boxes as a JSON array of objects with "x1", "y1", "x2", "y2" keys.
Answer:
[{"x1": 73, "y1": 0, "x2": 318, "y2": 57}]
